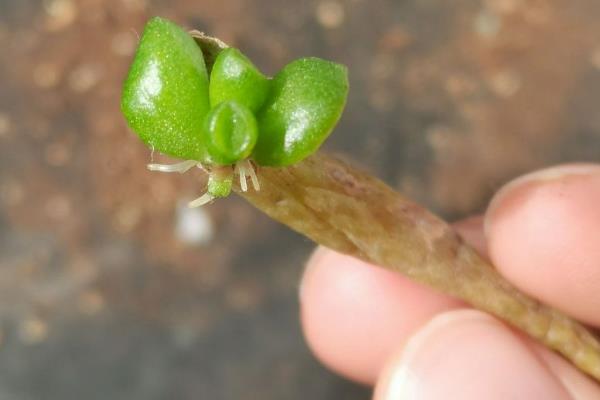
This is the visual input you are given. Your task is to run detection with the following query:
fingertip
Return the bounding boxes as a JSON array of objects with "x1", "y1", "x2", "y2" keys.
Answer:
[
  {"x1": 374, "y1": 310, "x2": 570, "y2": 400},
  {"x1": 530, "y1": 342, "x2": 600, "y2": 400},
  {"x1": 299, "y1": 246, "x2": 330, "y2": 303},
  {"x1": 300, "y1": 248, "x2": 462, "y2": 384},
  {"x1": 452, "y1": 215, "x2": 486, "y2": 256},
  {"x1": 485, "y1": 164, "x2": 600, "y2": 325}
]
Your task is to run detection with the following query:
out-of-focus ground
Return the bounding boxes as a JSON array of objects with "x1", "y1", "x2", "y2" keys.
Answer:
[{"x1": 1, "y1": 0, "x2": 600, "y2": 398}]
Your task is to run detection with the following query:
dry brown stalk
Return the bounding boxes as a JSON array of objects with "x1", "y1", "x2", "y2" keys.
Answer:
[
  {"x1": 190, "y1": 30, "x2": 600, "y2": 382},
  {"x1": 236, "y1": 153, "x2": 600, "y2": 382}
]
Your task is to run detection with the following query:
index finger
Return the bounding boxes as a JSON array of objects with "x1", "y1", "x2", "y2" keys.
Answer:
[{"x1": 485, "y1": 164, "x2": 600, "y2": 326}]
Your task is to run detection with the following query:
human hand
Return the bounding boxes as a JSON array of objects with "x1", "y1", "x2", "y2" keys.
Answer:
[{"x1": 300, "y1": 164, "x2": 600, "y2": 399}]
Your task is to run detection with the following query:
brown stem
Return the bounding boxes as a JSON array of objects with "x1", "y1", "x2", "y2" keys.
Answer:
[
  {"x1": 190, "y1": 28, "x2": 600, "y2": 383},
  {"x1": 235, "y1": 153, "x2": 600, "y2": 382}
]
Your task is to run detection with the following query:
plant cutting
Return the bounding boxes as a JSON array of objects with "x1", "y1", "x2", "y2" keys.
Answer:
[
  {"x1": 121, "y1": 16, "x2": 600, "y2": 382},
  {"x1": 121, "y1": 17, "x2": 347, "y2": 205}
]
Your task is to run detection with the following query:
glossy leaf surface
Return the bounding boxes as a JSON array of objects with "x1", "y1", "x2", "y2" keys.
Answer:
[
  {"x1": 253, "y1": 58, "x2": 348, "y2": 166},
  {"x1": 202, "y1": 101, "x2": 258, "y2": 165},
  {"x1": 209, "y1": 48, "x2": 270, "y2": 113},
  {"x1": 121, "y1": 17, "x2": 210, "y2": 160}
]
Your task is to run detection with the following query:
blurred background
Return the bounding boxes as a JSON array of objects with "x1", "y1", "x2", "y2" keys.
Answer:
[{"x1": 1, "y1": 0, "x2": 600, "y2": 398}]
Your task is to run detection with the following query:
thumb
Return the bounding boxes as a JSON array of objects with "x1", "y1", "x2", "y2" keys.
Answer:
[{"x1": 373, "y1": 310, "x2": 569, "y2": 400}]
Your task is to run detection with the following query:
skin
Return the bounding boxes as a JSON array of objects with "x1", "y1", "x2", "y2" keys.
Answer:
[{"x1": 301, "y1": 163, "x2": 600, "y2": 399}]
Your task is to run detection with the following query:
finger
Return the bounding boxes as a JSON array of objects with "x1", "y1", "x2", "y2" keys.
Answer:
[
  {"x1": 374, "y1": 310, "x2": 573, "y2": 400},
  {"x1": 530, "y1": 342, "x2": 600, "y2": 399},
  {"x1": 299, "y1": 216, "x2": 485, "y2": 385},
  {"x1": 485, "y1": 164, "x2": 600, "y2": 325},
  {"x1": 300, "y1": 247, "x2": 463, "y2": 385},
  {"x1": 452, "y1": 215, "x2": 486, "y2": 256}
]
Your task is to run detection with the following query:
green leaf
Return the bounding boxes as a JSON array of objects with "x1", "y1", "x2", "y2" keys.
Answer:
[
  {"x1": 209, "y1": 48, "x2": 270, "y2": 112},
  {"x1": 121, "y1": 17, "x2": 210, "y2": 161},
  {"x1": 202, "y1": 100, "x2": 258, "y2": 166},
  {"x1": 253, "y1": 58, "x2": 348, "y2": 166}
]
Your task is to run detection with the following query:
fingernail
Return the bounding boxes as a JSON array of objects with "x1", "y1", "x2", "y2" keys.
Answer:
[
  {"x1": 485, "y1": 163, "x2": 600, "y2": 237},
  {"x1": 375, "y1": 310, "x2": 569, "y2": 400}
]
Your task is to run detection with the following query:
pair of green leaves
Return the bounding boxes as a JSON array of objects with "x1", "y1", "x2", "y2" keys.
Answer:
[{"x1": 121, "y1": 17, "x2": 348, "y2": 168}]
